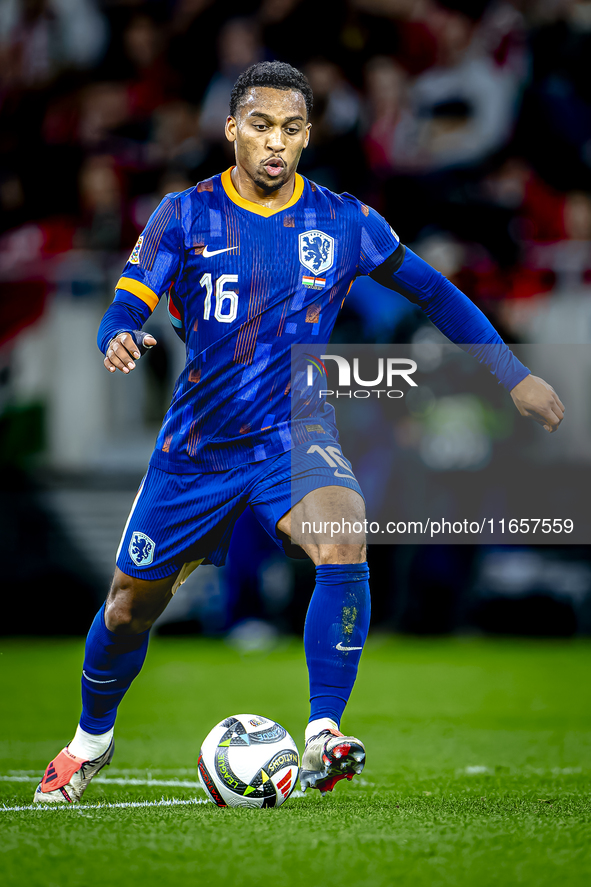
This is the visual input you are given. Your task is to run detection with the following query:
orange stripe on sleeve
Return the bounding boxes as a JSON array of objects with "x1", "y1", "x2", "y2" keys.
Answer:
[{"x1": 116, "y1": 277, "x2": 159, "y2": 311}]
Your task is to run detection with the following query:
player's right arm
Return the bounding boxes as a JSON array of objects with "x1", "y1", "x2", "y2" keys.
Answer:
[{"x1": 97, "y1": 195, "x2": 183, "y2": 374}]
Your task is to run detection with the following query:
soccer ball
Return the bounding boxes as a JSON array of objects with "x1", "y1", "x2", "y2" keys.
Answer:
[{"x1": 198, "y1": 714, "x2": 300, "y2": 808}]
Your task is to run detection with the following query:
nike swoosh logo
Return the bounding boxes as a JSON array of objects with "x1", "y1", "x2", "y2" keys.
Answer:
[
  {"x1": 334, "y1": 470, "x2": 355, "y2": 478},
  {"x1": 336, "y1": 642, "x2": 363, "y2": 651},
  {"x1": 83, "y1": 670, "x2": 117, "y2": 684},
  {"x1": 202, "y1": 246, "x2": 238, "y2": 258}
]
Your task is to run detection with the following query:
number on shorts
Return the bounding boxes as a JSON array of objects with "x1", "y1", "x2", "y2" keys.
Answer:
[{"x1": 307, "y1": 444, "x2": 355, "y2": 478}]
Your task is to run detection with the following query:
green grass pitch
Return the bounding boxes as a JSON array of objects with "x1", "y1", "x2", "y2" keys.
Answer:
[{"x1": 1, "y1": 635, "x2": 590, "y2": 887}]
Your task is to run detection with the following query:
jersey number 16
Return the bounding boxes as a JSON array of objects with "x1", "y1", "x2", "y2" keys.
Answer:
[{"x1": 200, "y1": 273, "x2": 239, "y2": 323}]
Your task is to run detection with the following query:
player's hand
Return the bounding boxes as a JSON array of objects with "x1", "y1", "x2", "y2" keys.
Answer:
[
  {"x1": 104, "y1": 332, "x2": 157, "y2": 374},
  {"x1": 510, "y1": 374, "x2": 564, "y2": 433}
]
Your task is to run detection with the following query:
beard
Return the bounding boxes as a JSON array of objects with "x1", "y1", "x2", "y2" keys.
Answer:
[{"x1": 252, "y1": 169, "x2": 288, "y2": 194}]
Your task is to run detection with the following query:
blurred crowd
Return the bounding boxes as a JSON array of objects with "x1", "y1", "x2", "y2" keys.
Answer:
[{"x1": 2, "y1": 0, "x2": 591, "y2": 344}]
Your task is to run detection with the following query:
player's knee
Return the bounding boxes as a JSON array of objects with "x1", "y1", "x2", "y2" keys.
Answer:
[
  {"x1": 105, "y1": 576, "x2": 152, "y2": 634},
  {"x1": 104, "y1": 597, "x2": 149, "y2": 635},
  {"x1": 314, "y1": 542, "x2": 366, "y2": 565}
]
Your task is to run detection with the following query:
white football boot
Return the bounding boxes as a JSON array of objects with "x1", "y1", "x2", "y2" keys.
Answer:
[
  {"x1": 300, "y1": 729, "x2": 365, "y2": 794},
  {"x1": 33, "y1": 740, "x2": 114, "y2": 804}
]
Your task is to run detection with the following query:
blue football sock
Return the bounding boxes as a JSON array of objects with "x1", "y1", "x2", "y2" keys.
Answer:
[
  {"x1": 79, "y1": 604, "x2": 150, "y2": 734},
  {"x1": 304, "y1": 563, "x2": 371, "y2": 727}
]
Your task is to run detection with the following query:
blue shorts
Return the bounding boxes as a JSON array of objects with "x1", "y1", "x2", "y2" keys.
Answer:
[{"x1": 116, "y1": 440, "x2": 363, "y2": 579}]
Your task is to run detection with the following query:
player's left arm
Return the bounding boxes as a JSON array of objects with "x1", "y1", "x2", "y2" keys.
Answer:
[
  {"x1": 353, "y1": 199, "x2": 564, "y2": 431},
  {"x1": 368, "y1": 241, "x2": 564, "y2": 432}
]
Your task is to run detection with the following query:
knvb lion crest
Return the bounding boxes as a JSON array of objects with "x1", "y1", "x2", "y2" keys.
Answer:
[
  {"x1": 299, "y1": 229, "x2": 334, "y2": 275},
  {"x1": 129, "y1": 531, "x2": 155, "y2": 566}
]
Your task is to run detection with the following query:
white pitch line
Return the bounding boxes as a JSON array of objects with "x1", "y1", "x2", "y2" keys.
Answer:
[
  {"x1": 0, "y1": 776, "x2": 42, "y2": 783},
  {"x1": 4, "y1": 768, "x2": 197, "y2": 775},
  {"x1": 0, "y1": 773, "x2": 308, "y2": 809},
  {"x1": 1, "y1": 772, "x2": 367, "y2": 792},
  {"x1": 0, "y1": 775, "x2": 202, "y2": 788},
  {"x1": 0, "y1": 797, "x2": 210, "y2": 813}
]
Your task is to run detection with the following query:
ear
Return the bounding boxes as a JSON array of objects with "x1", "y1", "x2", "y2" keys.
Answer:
[
  {"x1": 304, "y1": 123, "x2": 312, "y2": 149},
  {"x1": 225, "y1": 116, "x2": 237, "y2": 143}
]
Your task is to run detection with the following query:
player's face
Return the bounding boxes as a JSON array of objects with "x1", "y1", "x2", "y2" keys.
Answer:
[{"x1": 225, "y1": 87, "x2": 310, "y2": 193}]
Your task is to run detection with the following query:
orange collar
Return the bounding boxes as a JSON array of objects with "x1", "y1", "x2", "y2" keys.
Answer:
[{"x1": 221, "y1": 167, "x2": 304, "y2": 218}]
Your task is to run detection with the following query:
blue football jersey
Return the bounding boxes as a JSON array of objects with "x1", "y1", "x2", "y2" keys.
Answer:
[{"x1": 114, "y1": 168, "x2": 399, "y2": 472}]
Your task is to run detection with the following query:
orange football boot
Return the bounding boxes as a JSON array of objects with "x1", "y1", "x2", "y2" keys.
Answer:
[{"x1": 33, "y1": 741, "x2": 114, "y2": 804}]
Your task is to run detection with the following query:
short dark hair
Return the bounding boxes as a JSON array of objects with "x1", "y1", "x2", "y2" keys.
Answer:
[{"x1": 230, "y1": 61, "x2": 313, "y2": 120}]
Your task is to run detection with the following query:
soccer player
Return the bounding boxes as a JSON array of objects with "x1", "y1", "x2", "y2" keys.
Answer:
[{"x1": 34, "y1": 62, "x2": 564, "y2": 804}]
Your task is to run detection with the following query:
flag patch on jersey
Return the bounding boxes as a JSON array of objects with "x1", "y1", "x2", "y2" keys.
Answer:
[
  {"x1": 128, "y1": 236, "x2": 143, "y2": 265},
  {"x1": 302, "y1": 276, "x2": 326, "y2": 289}
]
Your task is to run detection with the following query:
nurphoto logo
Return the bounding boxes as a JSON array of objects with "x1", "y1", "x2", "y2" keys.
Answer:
[{"x1": 305, "y1": 353, "x2": 418, "y2": 399}]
